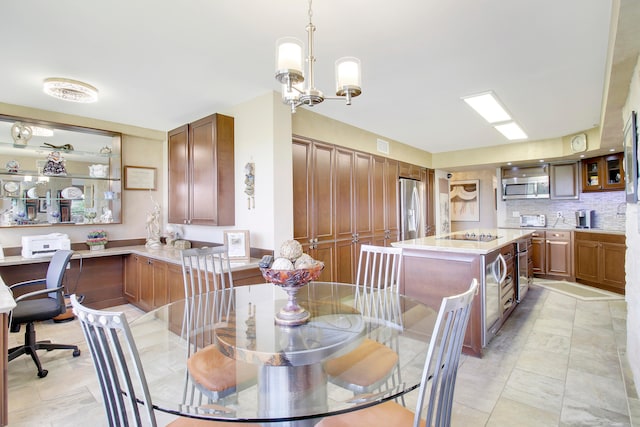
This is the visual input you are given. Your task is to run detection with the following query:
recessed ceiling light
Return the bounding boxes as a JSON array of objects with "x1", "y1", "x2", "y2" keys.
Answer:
[
  {"x1": 494, "y1": 122, "x2": 528, "y2": 140},
  {"x1": 609, "y1": 148, "x2": 615, "y2": 152},
  {"x1": 580, "y1": 154, "x2": 585, "y2": 158},
  {"x1": 539, "y1": 159, "x2": 545, "y2": 163},
  {"x1": 43, "y1": 78, "x2": 98, "y2": 103},
  {"x1": 461, "y1": 91, "x2": 511, "y2": 123}
]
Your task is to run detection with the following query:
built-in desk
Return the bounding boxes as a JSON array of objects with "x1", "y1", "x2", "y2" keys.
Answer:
[{"x1": 1, "y1": 279, "x2": 17, "y2": 427}]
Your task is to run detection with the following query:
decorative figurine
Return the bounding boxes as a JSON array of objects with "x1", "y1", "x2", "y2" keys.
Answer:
[
  {"x1": 11, "y1": 122, "x2": 32, "y2": 147},
  {"x1": 244, "y1": 162, "x2": 255, "y2": 209},
  {"x1": 145, "y1": 197, "x2": 162, "y2": 249},
  {"x1": 42, "y1": 151, "x2": 67, "y2": 176},
  {"x1": 5, "y1": 160, "x2": 19, "y2": 173}
]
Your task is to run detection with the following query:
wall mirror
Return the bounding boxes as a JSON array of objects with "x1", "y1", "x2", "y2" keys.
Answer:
[{"x1": 0, "y1": 114, "x2": 122, "y2": 227}]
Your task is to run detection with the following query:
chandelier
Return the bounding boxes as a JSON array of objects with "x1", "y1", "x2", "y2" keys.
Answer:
[{"x1": 275, "y1": 0, "x2": 362, "y2": 113}]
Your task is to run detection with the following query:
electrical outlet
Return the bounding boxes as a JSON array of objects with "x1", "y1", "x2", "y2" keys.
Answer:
[{"x1": 556, "y1": 211, "x2": 563, "y2": 218}]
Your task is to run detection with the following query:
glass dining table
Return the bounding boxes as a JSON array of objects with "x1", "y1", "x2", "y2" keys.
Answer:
[{"x1": 128, "y1": 282, "x2": 438, "y2": 426}]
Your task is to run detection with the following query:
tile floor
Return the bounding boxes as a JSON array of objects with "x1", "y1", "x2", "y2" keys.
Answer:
[{"x1": 6, "y1": 283, "x2": 640, "y2": 426}]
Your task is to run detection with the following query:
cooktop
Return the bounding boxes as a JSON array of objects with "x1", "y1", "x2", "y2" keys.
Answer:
[{"x1": 440, "y1": 232, "x2": 501, "y2": 242}]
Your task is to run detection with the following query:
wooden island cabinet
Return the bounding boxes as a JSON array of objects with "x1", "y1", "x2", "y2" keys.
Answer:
[{"x1": 574, "y1": 231, "x2": 626, "y2": 294}]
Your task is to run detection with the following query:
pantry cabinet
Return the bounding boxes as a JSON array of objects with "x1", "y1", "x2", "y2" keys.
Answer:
[
  {"x1": 168, "y1": 113, "x2": 234, "y2": 226},
  {"x1": 372, "y1": 156, "x2": 400, "y2": 246},
  {"x1": 575, "y1": 232, "x2": 626, "y2": 294},
  {"x1": 581, "y1": 153, "x2": 625, "y2": 192}
]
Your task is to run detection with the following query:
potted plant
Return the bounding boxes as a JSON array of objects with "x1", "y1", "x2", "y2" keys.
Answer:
[{"x1": 86, "y1": 230, "x2": 108, "y2": 250}]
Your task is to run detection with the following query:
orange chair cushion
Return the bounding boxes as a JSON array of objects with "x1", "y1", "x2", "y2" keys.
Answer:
[
  {"x1": 316, "y1": 400, "x2": 425, "y2": 427},
  {"x1": 169, "y1": 416, "x2": 260, "y2": 426},
  {"x1": 323, "y1": 338, "x2": 399, "y2": 387},
  {"x1": 187, "y1": 344, "x2": 256, "y2": 392}
]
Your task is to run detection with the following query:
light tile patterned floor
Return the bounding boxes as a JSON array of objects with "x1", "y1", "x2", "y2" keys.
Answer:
[{"x1": 6, "y1": 284, "x2": 639, "y2": 426}]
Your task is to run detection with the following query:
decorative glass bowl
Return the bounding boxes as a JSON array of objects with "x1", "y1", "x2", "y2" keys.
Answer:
[{"x1": 261, "y1": 263, "x2": 324, "y2": 326}]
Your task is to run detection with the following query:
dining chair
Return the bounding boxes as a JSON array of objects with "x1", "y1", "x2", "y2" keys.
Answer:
[
  {"x1": 324, "y1": 244, "x2": 403, "y2": 394},
  {"x1": 8, "y1": 249, "x2": 80, "y2": 378},
  {"x1": 70, "y1": 294, "x2": 259, "y2": 427},
  {"x1": 180, "y1": 246, "x2": 256, "y2": 405},
  {"x1": 317, "y1": 279, "x2": 479, "y2": 427}
]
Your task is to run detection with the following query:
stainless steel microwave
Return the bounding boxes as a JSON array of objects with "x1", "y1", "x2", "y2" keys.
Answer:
[{"x1": 502, "y1": 176, "x2": 550, "y2": 200}]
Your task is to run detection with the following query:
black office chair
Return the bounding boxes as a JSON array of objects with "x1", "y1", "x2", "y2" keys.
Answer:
[{"x1": 8, "y1": 249, "x2": 81, "y2": 378}]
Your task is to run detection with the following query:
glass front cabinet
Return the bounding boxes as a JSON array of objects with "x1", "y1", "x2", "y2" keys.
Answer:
[
  {"x1": 0, "y1": 116, "x2": 122, "y2": 227},
  {"x1": 581, "y1": 153, "x2": 625, "y2": 192}
]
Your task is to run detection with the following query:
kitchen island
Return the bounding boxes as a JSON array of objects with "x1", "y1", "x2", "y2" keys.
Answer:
[{"x1": 392, "y1": 228, "x2": 533, "y2": 357}]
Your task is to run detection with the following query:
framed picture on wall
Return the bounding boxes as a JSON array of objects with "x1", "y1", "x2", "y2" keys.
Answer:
[
  {"x1": 224, "y1": 230, "x2": 250, "y2": 261},
  {"x1": 623, "y1": 110, "x2": 638, "y2": 203},
  {"x1": 450, "y1": 180, "x2": 480, "y2": 222}
]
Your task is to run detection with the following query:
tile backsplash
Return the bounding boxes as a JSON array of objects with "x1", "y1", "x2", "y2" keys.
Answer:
[{"x1": 502, "y1": 191, "x2": 626, "y2": 231}]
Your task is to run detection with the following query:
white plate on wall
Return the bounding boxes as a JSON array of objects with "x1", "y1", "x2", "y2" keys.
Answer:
[
  {"x1": 3, "y1": 181, "x2": 18, "y2": 193},
  {"x1": 61, "y1": 186, "x2": 83, "y2": 199}
]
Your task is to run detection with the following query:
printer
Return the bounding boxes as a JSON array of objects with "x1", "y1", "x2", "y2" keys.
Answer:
[{"x1": 21, "y1": 233, "x2": 71, "y2": 258}]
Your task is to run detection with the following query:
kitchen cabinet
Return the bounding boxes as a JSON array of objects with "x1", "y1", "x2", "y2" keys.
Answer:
[
  {"x1": 424, "y1": 169, "x2": 436, "y2": 236},
  {"x1": 372, "y1": 156, "x2": 399, "y2": 246},
  {"x1": 581, "y1": 153, "x2": 625, "y2": 192},
  {"x1": 126, "y1": 254, "x2": 168, "y2": 312},
  {"x1": 292, "y1": 138, "x2": 335, "y2": 282},
  {"x1": 531, "y1": 230, "x2": 574, "y2": 280},
  {"x1": 500, "y1": 244, "x2": 516, "y2": 320},
  {"x1": 168, "y1": 113, "x2": 234, "y2": 226},
  {"x1": 575, "y1": 232, "x2": 626, "y2": 294},
  {"x1": 550, "y1": 162, "x2": 579, "y2": 199},
  {"x1": 398, "y1": 161, "x2": 422, "y2": 180}
]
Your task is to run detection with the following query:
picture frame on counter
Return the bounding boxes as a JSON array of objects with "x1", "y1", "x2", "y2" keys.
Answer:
[
  {"x1": 224, "y1": 230, "x2": 250, "y2": 261},
  {"x1": 450, "y1": 179, "x2": 480, "y2": 222},
  {"x1": 124, "y1": 166, "x2": 157, "y2": 190},
  {"x1": 623, "y1": 110, "x2": 638, "y2": 203}
]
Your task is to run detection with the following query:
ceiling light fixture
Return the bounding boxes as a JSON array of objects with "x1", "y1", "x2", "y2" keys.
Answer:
[
  {"x1": 494, "y1": 122, "x2": 528, "y2": 140},
  {"x1": 43, "y1": 78, "x2": 99, "y2": 103},
  {"x1": 461, "y1": 92, "x2": 511, "y2": 123},
  {"x1": 275, "y1": 0, "x2": 362, "y2": 113}
]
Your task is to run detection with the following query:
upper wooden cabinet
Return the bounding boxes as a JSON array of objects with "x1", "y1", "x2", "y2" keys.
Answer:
[
  {"x1": 581, "y1": 153, "x2": 625, "y2": 192},
  {"x1": 398, "y1": 161, "x2": 422, "y2": 180},
  {"x1": 168, "y1": 114, "x2": 234, "y2": 226},
  {"x1": 550, "y1": 162, "x2": 579, "y2": 199}
]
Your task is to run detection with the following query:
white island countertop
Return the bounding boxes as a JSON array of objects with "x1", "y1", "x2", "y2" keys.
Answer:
[{"x1": 392, "y1": 228, "x2": 534, "y2": 255}]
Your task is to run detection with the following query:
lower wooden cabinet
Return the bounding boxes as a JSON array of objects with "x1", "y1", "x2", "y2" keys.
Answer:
[
  {"x1": 575, "y1": 232, "x2": 626, "y2": 294},
  {"x1": 123, "y1": 254, "x2": 262, "y2": 311},
  {"x1": 531, "y1": 230, "x2": 574, "y2": 280}
]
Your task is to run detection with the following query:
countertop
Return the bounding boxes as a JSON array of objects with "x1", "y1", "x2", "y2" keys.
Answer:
[
  {"x1": 392, "y1": 228, "x2": 535, "y2": 255},
  {"x1": 517, "y1": 226, "x2": 625, "y2": 235},
  {"x1": 0, "y1": 244, "x2": 262, "y2": 270}
]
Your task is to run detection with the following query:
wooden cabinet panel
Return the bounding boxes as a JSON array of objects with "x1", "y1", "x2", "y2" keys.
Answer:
[
  {"x1": 425, "y1": 169, "x2": 435, "y2": 236},
  {"x1": 354, "y1": 152, "x2": 373, "y2": 238},
  {"x1": 546, "y1": 239, "x2": 572, "y2": 277},
  {"x1": 335, "y1": 148, "x2": 354, "y2": 241},
  {"x1": 137, "y1": 256, "x2": 154, "y2": 312},
  {"x1": 168, "y1": 113, "x2": 234, "y2": 226},
  {"x1": 313, "y1": 143, "x2": 335, "y2": 242},
  {"x1": 531, "y1": 232, "x2": 545, "y2": 275},
  {"x1": 581, "y1": 153, "x2": 624, "y2": 192},
  {"x1": 124, "y1": 254, "x2": 139, "y2": 302},
  {"x1": 372, "y1": 156, "x2": 386, "y2": 237},
  {"x1": 386, "y1": 159, "x2": 400, "y2": 239},
  {"x1": 550, "y1": 162, "x2": 579, "y2": 199},
  {"x1": 293, "y1": 140, "x2": 312, "y2": 244},
  {"x1": 167, "y1": 262, "x2": 185, "y2": 303},
  {"x1": 167, "y1": 125, "x2": 189, "y2": 224},
  {"x1": 575, "y1": 232, "x2": 626, "y2": 294}
]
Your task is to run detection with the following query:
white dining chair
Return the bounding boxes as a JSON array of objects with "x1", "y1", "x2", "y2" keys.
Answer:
[
  {"x1": 317, "y1": 279, "x2": 478, "y2": 427},
  {"x1": 70, "y1": 294, "x2": 259, "y2": 427},
  {"x1": 179, "y1": 246, "x2": 256, "y2": 405},
  {"x1": 324, "y1": 244, "x2": 404, "y2": 394}
]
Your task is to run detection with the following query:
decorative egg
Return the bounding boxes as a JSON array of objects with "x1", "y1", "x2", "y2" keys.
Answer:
[
  {"x1": 271, "y1": 257, "x2": 294, "y2": 270},
  {"x1": 279, "y1": 239, "x2": 303, "y2": 261},
  {"x1": 294, "y1": 253, "x2": 316, "y2": 269}
]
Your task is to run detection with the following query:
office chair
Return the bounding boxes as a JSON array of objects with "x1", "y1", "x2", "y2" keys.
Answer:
[
  {"x1": 317, "y1": 279, "x2": 478, "y2": 427},
  {"x1": 180, "y1": 246, "x2": 256, "y2": 404},
  {"x1": 70, "y1": 295, "x2": 259, "y2": 427},
  {"x1": 8, "y1": 249, "x2": 80, "y2": 378},
  {"x1": 324, "y1": 244, "x2": 403, "y2": 394}
]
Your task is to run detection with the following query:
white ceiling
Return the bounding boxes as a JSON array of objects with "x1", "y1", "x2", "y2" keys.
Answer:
[{"x1": 0, "y1": 0, "x2": 635, "y2": 154}]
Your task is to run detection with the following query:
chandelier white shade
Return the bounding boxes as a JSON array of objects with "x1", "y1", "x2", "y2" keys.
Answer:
[
  {"x1": 43, "y1": 78, "x2": 99, "y2": 103},
  {"x1": 275, "y1": 0, "x2": 362, "y2": 112}
]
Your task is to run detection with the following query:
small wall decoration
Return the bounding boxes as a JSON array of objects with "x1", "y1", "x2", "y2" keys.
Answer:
[
  {"x1": 450, "y1": 180, "x2": 480, "y2": 222},
  {"x1": 124, "y1": 166, "x2": 157, "y2": 190},
  {"x1": 244, "y1": 162, "x2": 255, "y2": 209},
  {"x1": 224, "y1": 230, "x2": 250, "y2": 261}
]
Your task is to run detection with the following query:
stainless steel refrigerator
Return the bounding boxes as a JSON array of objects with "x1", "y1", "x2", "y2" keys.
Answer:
[{"x1": 399, "y1": 178, "x2": 425, "y2": 240}]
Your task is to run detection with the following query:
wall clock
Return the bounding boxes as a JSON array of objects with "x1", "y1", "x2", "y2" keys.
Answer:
[{"x1": 570, "y1": 133, "x2": 587, "y2": 153}]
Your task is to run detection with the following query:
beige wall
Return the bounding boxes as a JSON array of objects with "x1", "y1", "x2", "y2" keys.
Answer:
[
  {"x1": 623, "y1": 56, "x2": 640, "y2": 394},
  {"x1": 449, "y1": 169, "x2": 498, "y2": 231}
]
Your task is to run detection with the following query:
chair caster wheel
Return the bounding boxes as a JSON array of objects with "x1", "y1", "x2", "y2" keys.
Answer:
[
  {"x1": 73, "y1": 349, "x2": 81, "y2": 357},
  {"x1": 38, "y1": 370, "x2": 48, "y2": 378}
]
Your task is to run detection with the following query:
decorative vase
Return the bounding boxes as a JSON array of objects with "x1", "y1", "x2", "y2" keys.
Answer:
[{"x1": 89, "y1": 244, "x2": 105, "y2": 251}]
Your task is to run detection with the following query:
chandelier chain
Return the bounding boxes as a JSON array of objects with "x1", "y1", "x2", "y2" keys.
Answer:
[{"x1": 307, "y1": 0, "x2": 313, "y2": 25}]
